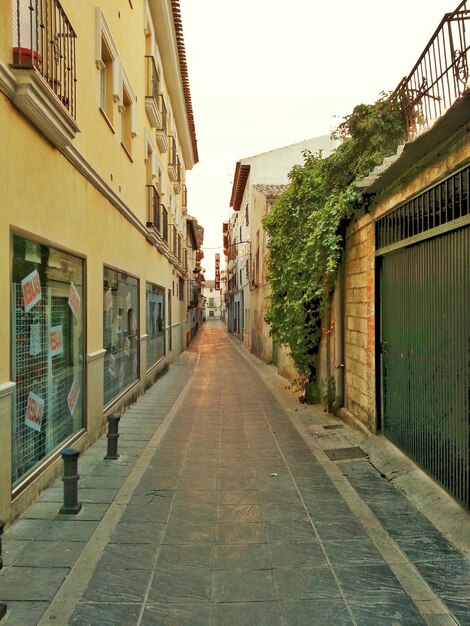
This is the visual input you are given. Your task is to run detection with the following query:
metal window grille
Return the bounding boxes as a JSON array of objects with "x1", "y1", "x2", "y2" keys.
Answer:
[
  {"x1": 376, "y1": 165, "x2": 469, "y2": 250},
  {"x1": 12, "y1": 276, "x2": 84, "y2": 484}
]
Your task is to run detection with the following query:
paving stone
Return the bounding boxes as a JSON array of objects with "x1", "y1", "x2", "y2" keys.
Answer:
[
  {"x1": 269, "y1": 541, "x2": 328, "y2": 569},
  {"x1": 334, "y1": 563, "x2": 406, "y2": 600},
  {"x1": 348, "y1": 597, "x2": 428, "y2": 625},
  {"x1": 163, "y1": 523, "x2": 215, "y2": 544},
  {"x1": 213, "y1": 601, "x2": 282, "y2": 626},
  {"x1": 156, "y1": 543, "x2": 213, "y2": 570},
  {"x1": 110, "y1": 522, "x2": 167, "y2": 544},
  {"x1": 141, "y1": 603, "x2": 210, "y2": 626},
  {"x1": 69, "y1": 602, "x2": 141, "y2": 626},
  {"x1": 0, "y1": 601, "x2": 49, "y2": 626},
  {"x1": 0, "y1": 567, "x2": 69, "y2": 601},
  {"x1": 216, "y1": 522, "x2": 267, "y2": 544},
  {"x1": 148, "y1": 569, "x2": 211, "y2": 603},
  {"x1": 81, "y1": 568, "x2": 152, "y2": 602},
  {"x1": 274, "y1": 567, "x2": 341, "y2": 601},
  {"x1": 96, "y1": 542, "x2": 159, "y2": 570},
  {"x1": 322, "y1": 538, "x2": 386, "y2": 566},
  {"x1": 14, "y1": 540, "x2": 85, "y2": 567},
  {"x1": 214, "y1": 543, "x2": 272, "y2": 570},
  {"x1": 216, "y1": 504, "x2": 263, "y2": 523},
  {"x1": 281, "y1": 599, "x2": 354, "y2": 626},
  {"x1": 212, "y1": 569, "x2": 277, "y2": 602}
]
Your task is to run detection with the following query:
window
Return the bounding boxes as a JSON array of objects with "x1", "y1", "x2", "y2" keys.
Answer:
[
  {"x1": 146, "y1": 283, "x2": 165, "y2": 368},
  {"x1": 103, "y1": 268, "x2": 139, "y2": 405},
  {"x1": 99, "y1": 36, "x2": 114, "y2": 122},
  {"x1": 96, "y1": 9, "x2": 120, "y2": 127},
  {"x1": 120, "y1": 70, "x2": 136, "y2": 158},
  {"x1": 11, "y1": 236, "x2": 85, "y2": 485}
]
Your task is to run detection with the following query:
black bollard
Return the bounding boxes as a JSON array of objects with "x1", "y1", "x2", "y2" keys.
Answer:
[
  {"x1": 105, "y1": 414, "x2": 120, "y2": 460},
  {"x1": 0, "y1": 520, "x2": 7, "y2": 620},
  {"x1": 59, "y1": 448, "x2": 82, "y2": 515}
]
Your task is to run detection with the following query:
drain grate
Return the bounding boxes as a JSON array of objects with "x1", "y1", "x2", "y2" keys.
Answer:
[
  {"x1": 322, "y1": 424, "x2": 344, "y2": 430},
  {"x1": 324, "y1": 447, "x2": 368, "y2": 461}
]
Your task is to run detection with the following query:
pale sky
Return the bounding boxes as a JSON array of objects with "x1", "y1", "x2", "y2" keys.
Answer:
[{"x1": 179, "y1": 0, "x2": 454, "y2": 278}]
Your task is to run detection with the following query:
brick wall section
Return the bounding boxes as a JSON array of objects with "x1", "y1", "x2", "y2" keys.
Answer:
[{"x1": 344, "y1": 214, "x2": 376, "y2": 428}]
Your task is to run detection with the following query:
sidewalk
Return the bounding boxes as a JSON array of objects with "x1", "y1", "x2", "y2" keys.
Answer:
[{"x1": 0, "y1": 321, "x2": 469, "y2": 625}]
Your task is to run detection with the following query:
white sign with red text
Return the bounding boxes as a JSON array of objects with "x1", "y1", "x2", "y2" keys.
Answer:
[
  {"x1": 67, "y1": 377, "x2": 80, "y2": 416},
  {"x1": 21, "y1": 269, "x2": 42, "y2": 313},
  {"x1": 68, "y1": 282, "x2": 80, "y2": 320},
  {"x1": 25, "y1": 391, "x2": 45, "y2": 432},
  {"x1": 49, "y1": 325, "x2": 64, "y2": 356},
  {"x1": 104, "y1": 288, "x2": 113, "y2": 312}
]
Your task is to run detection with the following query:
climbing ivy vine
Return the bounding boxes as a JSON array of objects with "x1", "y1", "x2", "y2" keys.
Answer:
[{"x1": 263, "y1": 93, "x2": 406, "y2": 384}]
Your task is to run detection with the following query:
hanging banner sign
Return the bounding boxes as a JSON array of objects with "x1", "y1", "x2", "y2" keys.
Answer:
[
  {"x1": 21, "y1": 269, "x2": 42, "y2": 313},
  {"x1": 67, "y1": 377, "x2": 80, "y2": 416},
  {"x1": 25, "y1": 391, "x2": 45, "y2": 432},
  {"x1": 104, "y1": 288, "x2": 113, "y2": 312},
  {"x1": 124, "y1": 336, "x2": 130, "y2": 357},
  {"x1": 49, "y1": 325, "x2": 64, "y2": 356},
  {"x1": 68, "y1": 282, "x2": 80, "y2": 320},
  {"x1": 215, "y1": 253, "x2": 220, "y2": 290},
  {"x1": 126, "y1": 292, "x2": 132, "y2": 312}
]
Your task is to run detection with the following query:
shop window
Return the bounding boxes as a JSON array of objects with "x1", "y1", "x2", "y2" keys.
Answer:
[
  {"x1": 103, "y1": 268, "x2": 139, "y2": 405},
  {"x1": 11, "y1": 236, "x2": 85, "y2": 486},
  {"x1": 167, "y1": 290, "x2": 172, "y2": 352},
  {"x1": 146, "y1": 282, "x2": 165, "y2": 368}
]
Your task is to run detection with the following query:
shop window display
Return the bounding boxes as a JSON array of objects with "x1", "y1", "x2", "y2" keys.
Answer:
[
  {"x1": 146, "y1": 282, "x2": 165, "y2": 369},
  {"x1": 11, "y1": 236, "x2": 84, "y2": 485},
  {"x1": 103, "y1": 268, "x2": 139, "y2": 405}
]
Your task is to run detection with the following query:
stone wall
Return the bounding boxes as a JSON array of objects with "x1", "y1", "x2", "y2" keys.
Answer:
[{"x1": 343, "y1": 215, "x2": 376, "y2": 429}]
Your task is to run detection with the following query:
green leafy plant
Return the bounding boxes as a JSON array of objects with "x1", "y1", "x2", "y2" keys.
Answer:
[{"x1": 263, "y1": 93, "x2": 405, "y2": 387}]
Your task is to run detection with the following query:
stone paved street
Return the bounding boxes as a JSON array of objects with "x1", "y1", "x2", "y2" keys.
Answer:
[{"x1": 1, "y1": 322, "x2": 470, "y2": 625}]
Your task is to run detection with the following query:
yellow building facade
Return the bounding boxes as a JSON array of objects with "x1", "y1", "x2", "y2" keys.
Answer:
[{"x1": 0, "y1": 0, "x2": 199, "y2": 524}]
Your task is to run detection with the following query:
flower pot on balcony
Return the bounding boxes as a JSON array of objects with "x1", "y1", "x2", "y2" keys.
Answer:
[{"x1": 12, "y1": 47, "x2": 42, "y2": 69}]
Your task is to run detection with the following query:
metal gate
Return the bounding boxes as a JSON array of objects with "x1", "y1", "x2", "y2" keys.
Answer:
[{"x1": 377, "y1": 166, "x2": 470, "y2": 506}]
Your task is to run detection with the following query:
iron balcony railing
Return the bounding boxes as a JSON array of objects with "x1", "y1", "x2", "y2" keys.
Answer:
[
  {"x1": 169, "y1": 224, "x2": 177, "y2": 256},
  {"x1": 146, "y1": 185, "x2": 161, "y2": 233},
  {"x1": 394, "y1": 0, "x2": 469, "y2": 140},
  {"x1": 12, "y1": 0, "x2": 77, "y2": 119},
  {"x1": 159, "y1": 94, "x2": 167, "y2": 133},
  {"x1": 145, "y1": 55, "x2": 159, "y2": 101},
  {"x1": 161, "y1": 205, "x2": 168, "y2": 243},
  {"x1": 168, "y1": 136, "x2": 180, "y2": 181}
]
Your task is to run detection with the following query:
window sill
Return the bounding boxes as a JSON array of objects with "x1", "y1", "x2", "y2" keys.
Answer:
[
  {"x1": 121, "y1": 141, "x2": 133, "y2": 162},
  {"x1": 99, "y1": 107, "x2": 116, "y2": 133}
]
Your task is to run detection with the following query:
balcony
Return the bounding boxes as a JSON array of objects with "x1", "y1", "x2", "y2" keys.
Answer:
[
  {"x1": 168, "y1": 135, "x2": 182, "y2": 193},
  {"x1": 145, "y1": 56, "x2": 161, "y2": 129},
  {"x1": 169, "y1": 224, "x2": 177, "y2": 258},
  {"x1": 146, "y1": 184, "x2": 161, "y2": 233},
  {"x1": 394, "y1": 0, "x2": 470, "y2": 140},
  {"x1": 10, "y1": 0, "x2": 79, "y2": 149},
  {"x1": 161, "y1": 205, "x2": 169, "y2": 245},
  {"x1": 182, "y1": 184, "x2": 188, "y2": 215},
  {"x1": 155, "y1": 95, "x2": 168, "y2": 153}
]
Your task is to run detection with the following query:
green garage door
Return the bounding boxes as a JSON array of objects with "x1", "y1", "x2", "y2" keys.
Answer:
[{"x1": 377, "y1": 166, "x2": 470, "y2": 507}]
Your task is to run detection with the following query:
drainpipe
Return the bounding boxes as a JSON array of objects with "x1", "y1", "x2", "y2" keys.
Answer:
[{"x1": 334, "y1": 260, "x2": 345, "y2": 412}]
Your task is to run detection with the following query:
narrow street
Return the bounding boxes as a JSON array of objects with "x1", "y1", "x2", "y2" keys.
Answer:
[{"x1": 1, "y1": 322, "x2": 469, "y2": 626}]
